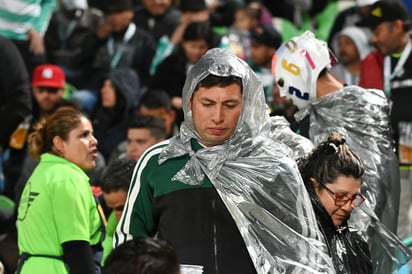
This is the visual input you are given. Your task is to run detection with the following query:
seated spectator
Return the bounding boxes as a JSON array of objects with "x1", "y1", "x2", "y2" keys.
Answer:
[
  {"x1": 3, "y1": 64, "x2": 66, "y2": 202},
  {"x1": 133, "y1": 0, "x2": 181, "y2": 43},
  {"x1": 72, "y1": 0, "x2": 156, "y2": 113},
  {"x1": 150, "y1": 21, "x2": 220, "y2": 126},
  {"x1": 137, "y1": 89, "x2": 178, "y2": 138},
  {"x1": 99, "y1": 158, "x2": 136, "y2": 264},
  {"x1": 225, "y1": 4, "x2": 260, "y2": 61},
  {"x1": 248, "y1": 24, "x2": 282, "y2": 112},
  {"x1": 102, "y1": 237, "x2": 179, "y2": 274},
  {"x1": 44, "y1": 0, "x2": 104, "y2": 89},
  {"x1": 91, "y1": 68, "x2": 142, "y2": 162},
  {"x1": 108, "y1": 115, "x2": 167, "y2": 164}
]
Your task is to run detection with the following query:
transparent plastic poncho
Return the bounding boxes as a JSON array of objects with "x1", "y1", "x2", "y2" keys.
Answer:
[
  {"x1": 295, "y1": 85, "x2": 411, "y2": 273},
  {"x1": 158, "y1": 48, "x2": 334, "y2": 273}
]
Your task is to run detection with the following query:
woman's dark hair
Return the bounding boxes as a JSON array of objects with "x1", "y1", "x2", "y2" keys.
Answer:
[
  {"x1": 28, "y1": 109, "x2": 86, "y2": 159},
  {"x1": 183, "y1": 21, "x2": 220, "y2": 48},
  {"x1": 103, "y1": 237, "x2": 179, "y2": 274},
  {"x1": 298, "y1": 132, "x2": 365, "y2": 191}
]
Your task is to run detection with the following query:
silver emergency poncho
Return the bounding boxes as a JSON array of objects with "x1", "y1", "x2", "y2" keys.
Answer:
[
  {"x1": 295, "y1": 85, "x2": 411, "y2": 273},
  {"x1": 158, "y1": 48, "x2": 334, "y2": 273}
]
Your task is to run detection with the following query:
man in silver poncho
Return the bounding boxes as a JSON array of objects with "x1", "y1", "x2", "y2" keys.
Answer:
[
  {"x1": 272, "y1": 31, "x2": 411, "y2": 273},
  {"x1": 115, "y1": 48, "x2": 335, "y2": 273}
]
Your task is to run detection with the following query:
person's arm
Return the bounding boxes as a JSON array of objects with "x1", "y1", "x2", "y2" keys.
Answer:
[{"x1": 62, "y1": 240, "x2": 96, "y2": 274}]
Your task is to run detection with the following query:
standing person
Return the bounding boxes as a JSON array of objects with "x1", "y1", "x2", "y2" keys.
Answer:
[
  {"x1": 357, "y1": 0, "x2": 412, "y2": 240},
  {"x1": 298, "y1": 132, "x2": 372, "y2": 273},
  {"x1": 272, "y1": 30, "x2": 410, "y2": 273},
  {"x1": 16, "y1": 109, "x2": 104, "y2": 273},
  {"x1": 115, "y1": 48, "x2": 335, "y2": 273}
]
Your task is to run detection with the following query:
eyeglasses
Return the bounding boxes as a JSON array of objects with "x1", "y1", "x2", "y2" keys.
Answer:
[
  {"x1": 319, "y1": 182, "x2": 365, "y2": 208},
  {"x1": 34, "y1": 87, "x2": 60, "y2": 94}
]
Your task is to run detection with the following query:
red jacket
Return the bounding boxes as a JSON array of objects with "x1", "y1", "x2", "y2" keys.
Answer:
[{"x1": 359, "y1": 50, "x2": 385, "y2": 89}]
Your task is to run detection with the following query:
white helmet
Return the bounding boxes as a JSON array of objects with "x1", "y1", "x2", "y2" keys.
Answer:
[{"x1": 271, "y1": 31, "x2": 336, "y2": 110}]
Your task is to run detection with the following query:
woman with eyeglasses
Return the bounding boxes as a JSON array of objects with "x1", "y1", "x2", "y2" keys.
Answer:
[{"x1": 298, "y1": 132, "x2": 372, "y2": 273}]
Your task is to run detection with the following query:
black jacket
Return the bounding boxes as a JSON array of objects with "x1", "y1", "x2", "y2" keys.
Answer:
[
  {"x1": 0, "y1": 36, "x2": 31, "y2": 149},
  {"x1": 311, "y1": 193, "x2": 373, "y2": 274}
]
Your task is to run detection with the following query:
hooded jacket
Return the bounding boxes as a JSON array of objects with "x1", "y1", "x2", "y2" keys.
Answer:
[
  {"x1": 331, "y1": 26, "x2": 372, "y2": 85},
  {"x1": 92, "y1": 68, "x2": 141, "y2": 161}
]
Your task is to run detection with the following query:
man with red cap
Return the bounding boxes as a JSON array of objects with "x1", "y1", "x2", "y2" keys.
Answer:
[{"x1": 31, "y1": 64, "x2": 66, "y2": 124}]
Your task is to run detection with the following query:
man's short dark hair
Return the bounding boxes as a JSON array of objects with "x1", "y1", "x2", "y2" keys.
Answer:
[
  {"x1": 100, "y1": 158, "x2": 135, "y2": 193},
  {"x1": 139, "y1": 89, "x2": 173, "y2": 111},
  {"x1": 128, "y1": 115, "x2": 167, "y2": 140},
  {"x1": 103, "y1": 237, "x2": 180, "y2": 274},
  {"x1": 195, "y1": 74, "x2": 243, "y2": 93}
]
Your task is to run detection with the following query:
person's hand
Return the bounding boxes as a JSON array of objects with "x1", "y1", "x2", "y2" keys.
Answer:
[
  {"x1": 27, "y1": 29, "x2": 45, "y2": 55},
  {"x1": 96, "y1": 21, "x2": 112, "y2": 40},
  {"x1": 181, "y1": 9, "x2": 210, "y2": 25},
  {"x1": 172, "y1": 96, "x2": 182, "y2": 110}
]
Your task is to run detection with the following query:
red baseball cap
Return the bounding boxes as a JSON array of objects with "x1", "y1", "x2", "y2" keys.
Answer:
[{"x1": 32, "y1": 64, "x2": 66, "y2": 88}]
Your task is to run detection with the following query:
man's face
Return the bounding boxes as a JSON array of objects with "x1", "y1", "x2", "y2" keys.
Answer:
[
  {"x1": 189, "y1": 83, "x2": 243, "y2": 146},
  {"x1": 106, "y1": 10, "x2": 134, "y2": 32},
  {"x1": 250, "y1": 41, "x2": 276, "y2": 68},
  {"x1": 182, "y1": 39, "x2": 209, "y2": 64},
  {"x1": 143, "y1": 0, "x2": 171, "y2": 16},
  {"x1": 32, "y1": 86, "x2": 65, "y2": 112},
  {"x1": 103, "y1": 189, "x2": 128, "y2": 221},
  {"x1": 138, "y1": 106, "x2": 176, "y2": 137},
  {"x1": 337, "y1": 35, "x2": 360, "y2": 65},
  {"x1": 371, "y1": 21, "x2": 404, "y2": 55},
  {"x1": 126, "y1": 128, "x2": 163, "y2": 161}
]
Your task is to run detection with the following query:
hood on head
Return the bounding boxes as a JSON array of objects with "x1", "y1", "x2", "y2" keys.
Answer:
[
  {"x1": 338, "y1": 26, "x2": 372, "y2": 60},
  {"x1": 181, "y1": 48, "x2": 270, "y2": 143},
  {"x1": 107, "y1": 68, "x2": 141, "y2": 110}
]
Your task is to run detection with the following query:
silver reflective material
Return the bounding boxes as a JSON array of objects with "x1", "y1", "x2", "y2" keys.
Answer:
[
  {"x1": 295, "y1": 85, "x2": 411, "y2": 273},
  {"x1": 159, "y1": 48, "x2": 334, "y2": 273},
  {"x1": 269, "y1": 116, "x2": 314, "y2": 160}
]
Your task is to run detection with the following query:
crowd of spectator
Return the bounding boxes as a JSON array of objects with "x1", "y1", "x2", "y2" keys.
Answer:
[{"x1": 1, "y1": 0, "x2": 412, "y2": 273}]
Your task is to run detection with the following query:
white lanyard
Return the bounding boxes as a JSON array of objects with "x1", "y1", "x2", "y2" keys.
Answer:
[
  {"x1": 107, "y1": 23, "x2": 136, "y2": 69},
  {"x1": 383, "y1": 39, "x2": 412, "y2": 97}
]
